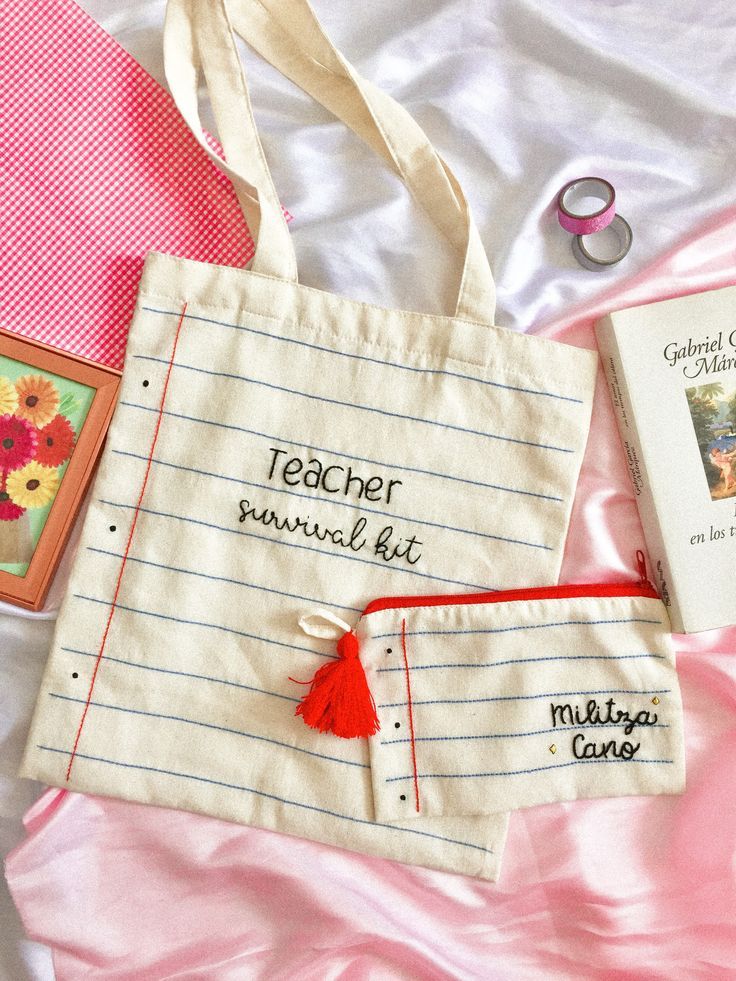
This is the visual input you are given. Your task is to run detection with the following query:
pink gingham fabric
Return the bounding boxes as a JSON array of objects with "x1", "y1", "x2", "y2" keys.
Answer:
[{"x1": 0, "y1": 0, "x2": 255, "y2": 370}]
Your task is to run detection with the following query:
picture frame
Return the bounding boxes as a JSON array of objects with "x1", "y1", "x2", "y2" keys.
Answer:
[{"x1": 0, "y1": 328, "x2": 121, "y2": 610}]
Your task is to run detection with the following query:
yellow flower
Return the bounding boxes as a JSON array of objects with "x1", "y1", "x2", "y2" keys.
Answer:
[
  {"x1": 0, "y1": 376, "x2": 18, "y2": 415},
  {"x1": 14, "y1": 374, "x2": 60, "y2": 428},
  {"x1": 7, "y1": 461, "x2": 60, "y2": 509}
]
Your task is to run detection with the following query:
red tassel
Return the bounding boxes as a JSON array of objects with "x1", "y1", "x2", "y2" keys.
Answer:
[{"x1": 293, "y1": 632, "x2": 380, "y2": 738}]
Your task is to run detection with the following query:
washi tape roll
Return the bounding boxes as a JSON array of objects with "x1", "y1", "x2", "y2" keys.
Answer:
[
  {"x1": 557, "y1": 177, "x2": 616, "y2": 234},
  {"x1": 571, "y1": 214, "x2": 633, "y2": 271}
]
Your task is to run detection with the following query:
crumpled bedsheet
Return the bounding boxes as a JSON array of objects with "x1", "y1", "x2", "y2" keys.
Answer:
[{"x1": 3, "y1": 0, "x2": 736, "y2": 978}]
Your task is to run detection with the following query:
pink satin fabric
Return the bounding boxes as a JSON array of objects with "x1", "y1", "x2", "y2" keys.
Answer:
[{"x1": 6, "y1": 208, "x2": 736, "y2": 978}]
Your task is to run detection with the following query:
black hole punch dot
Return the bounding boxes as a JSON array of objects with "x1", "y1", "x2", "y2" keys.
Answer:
[
  {"x1": 394, "y1": 722, "x2": 401, "y2": 729},
  {"x1": 142, "y1": 379, "x2": 150, "y2": 388},
  {"x1": 109, "y1": 525, "x2": 116, "y2": 532},
  {"x1": 386, "y1": 648, "x2": 392, "y2": 654},
  {"x1": 400, "y1": 794, "x2": 406, "y2": 801},
  {"x1": 72, "y1": 672, "x2": 78, "y2": 679}
]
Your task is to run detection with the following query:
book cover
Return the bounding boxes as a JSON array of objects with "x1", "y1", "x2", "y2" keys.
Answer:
[{"x1": 595, "y1": 284, "x2": 736, "y2": 633}]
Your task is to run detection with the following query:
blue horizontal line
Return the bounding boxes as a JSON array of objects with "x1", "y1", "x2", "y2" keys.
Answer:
[
  {"x1": 49, "y1": 692, "x2": 367, "y2": 770},
  {"x1": 385, "y1": 757, "x2": 674, "y2": 782},
  {"x1": 380, "y1": 723, "x2": 671, "y2": 745},
  {"x1": 99, "y1": 498, "x2": 498, "y2": 593},
  {"x1": 111, "y1": 447, "x2": 551, "y2": 552},
  {"x1": 38, "y1": 745, "x2": 494, "y2": 856},
  {"x1": 376, "y1": 652, "x2": 666, "y2": 673},
  {"x1": 143, "y1": 304, "x2": 584, "y2": 404},
  {"x1": 134, "y1": 354, "x2": 574, "y2": 454},
  {"x1": 61, "y1": 647, "x2": 301, "y2": 703},
  {"x1": 378, "y1": 688, "x2": 672, "y2": 709},
  {"x1": 87, "y1": 545, "x2": 363, "y2": 616},
  {"x1": 74, "y1": 593, "x2": 335, "y2": 658},
  {"x1": 120, "y1": 401, "x2": 563, "y2": 503},
  {"x1": 371, "y1": 617, "x2": 663, "y2": 641}
]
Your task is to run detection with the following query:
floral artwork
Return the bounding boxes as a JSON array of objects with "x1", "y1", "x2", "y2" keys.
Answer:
[
  {"x1": 0, "y1": 358, "x2": 95, "y2": 576},
  {"x1": 0, "y1": 374, "x2": 74, "y2": 523},
  {"x1": 0, "y1": 335, "x2": 119, "y2": 606}
]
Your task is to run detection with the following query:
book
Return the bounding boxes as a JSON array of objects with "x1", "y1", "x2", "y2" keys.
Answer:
[{"x1": 595, "y1": 284, "x2": 736, "y2": 633}]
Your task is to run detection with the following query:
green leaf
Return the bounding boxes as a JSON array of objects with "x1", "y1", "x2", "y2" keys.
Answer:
[{"x1": 58, "y1": 393, "x2": 79, "y2": 415}]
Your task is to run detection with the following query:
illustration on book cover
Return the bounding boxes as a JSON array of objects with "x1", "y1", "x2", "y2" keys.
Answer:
[{"x1": 685, "y1": 381, "x2": 736, "y2": 501}]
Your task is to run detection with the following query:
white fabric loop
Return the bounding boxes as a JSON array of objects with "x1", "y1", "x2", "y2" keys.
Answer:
[{"x1": 298, "y1": 609, "x2": 353, "y2": 641}]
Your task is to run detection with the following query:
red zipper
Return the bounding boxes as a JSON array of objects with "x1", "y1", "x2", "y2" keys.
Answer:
[{"x1": 362, "y1": 551, "x2": 658, "y2": 616}]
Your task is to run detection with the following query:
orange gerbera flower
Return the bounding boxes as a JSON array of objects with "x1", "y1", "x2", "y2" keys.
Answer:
[
  {"x1": 35, "y1": 414, "x2": 76, "y2": 467},
  {"x1": 14, "y1": 374, "x2": 60, "y2": 428}
]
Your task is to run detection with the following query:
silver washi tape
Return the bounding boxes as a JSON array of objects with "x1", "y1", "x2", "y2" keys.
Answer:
[{"x1": 571, "y1": 214, "x2": 633, "y2": 271}]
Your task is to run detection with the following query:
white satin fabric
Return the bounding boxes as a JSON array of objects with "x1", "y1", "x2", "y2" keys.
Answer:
[{"x1": 2, "y1": 1, "x2": 736, "y2": 978}]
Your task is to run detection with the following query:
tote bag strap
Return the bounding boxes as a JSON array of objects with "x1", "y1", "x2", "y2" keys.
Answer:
[{"x1": 164, "y1": 0, "x2": 496, "y2": 325}]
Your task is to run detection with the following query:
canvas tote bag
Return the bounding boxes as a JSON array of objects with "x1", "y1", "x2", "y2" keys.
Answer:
[{"x1": 21, "y1": 0, "x2": 600, "y2": 880}]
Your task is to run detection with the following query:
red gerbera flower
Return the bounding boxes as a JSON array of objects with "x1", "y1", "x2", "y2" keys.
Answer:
[
  {"x1": 0, "y1": 414, "x2": 38, "y2": 472},
  {"x1": 0, "y1": 492, "x2": 25, "y2": 521},
  {"x1": 35, "y1": 413, "x2": 76, "y2": 467}
]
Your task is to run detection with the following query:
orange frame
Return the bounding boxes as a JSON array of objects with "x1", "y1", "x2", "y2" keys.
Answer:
[{"x1": 0, "y1": 328, "x2": 121, "y2": 610}]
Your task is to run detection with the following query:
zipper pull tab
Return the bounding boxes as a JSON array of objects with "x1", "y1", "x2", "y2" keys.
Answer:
[{"x1": 635, "y1": 549, "x2": 650, "y2": 586}]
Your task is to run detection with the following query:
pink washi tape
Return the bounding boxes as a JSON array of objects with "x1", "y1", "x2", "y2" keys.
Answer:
[{"x1": 556, "y1": 177, "x2": 616, "y2": 234}]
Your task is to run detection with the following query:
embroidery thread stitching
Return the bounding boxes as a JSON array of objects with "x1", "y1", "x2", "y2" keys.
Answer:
[
  {"x1": 62, "y1": 646, "x2": 301, "y2": 704},
  {"x1": 42, "y1": 744, "x2": 495, "y2": 855},
  {"x1": 65, "y1": 302, "x2": 188, "y2": 781},
  {"x1": 117, "y1": 404, "x2": 565, "y2": 502},
  {"x1": 133, "y1": 354, "x2": 575, "y2": 453},
  {"x1": 140, "y1": 303, "x2": 585, "y2": 404},
  {"x1": 401, "y1": 617, "x2": 420, "y2": 813}
]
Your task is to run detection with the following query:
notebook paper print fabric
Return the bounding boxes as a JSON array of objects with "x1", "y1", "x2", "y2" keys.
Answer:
[{"x1": 20, "y1": 0, "x2": 600, "y2": 880}]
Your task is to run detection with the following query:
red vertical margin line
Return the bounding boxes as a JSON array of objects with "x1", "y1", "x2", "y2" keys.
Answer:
[
  {"x1": 400, "y1": 617, "x2": 420, "y2": 813},
  {"x1": 65, "y1": 302, "x2": 189, "y2": 781}
]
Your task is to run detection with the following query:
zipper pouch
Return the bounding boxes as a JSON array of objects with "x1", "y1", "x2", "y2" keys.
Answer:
[{"x1": 296, "y1": 556, "x2": 686, "y2": 825}]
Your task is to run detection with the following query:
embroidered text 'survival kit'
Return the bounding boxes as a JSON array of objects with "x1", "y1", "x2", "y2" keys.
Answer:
[{"x1": 19, "y1": 0, "x2": 684, "y2": 880}]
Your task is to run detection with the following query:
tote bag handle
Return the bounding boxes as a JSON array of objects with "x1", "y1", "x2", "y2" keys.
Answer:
[{"x1": 164, "y1": 0, "x2": 496, "y2": 325}]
